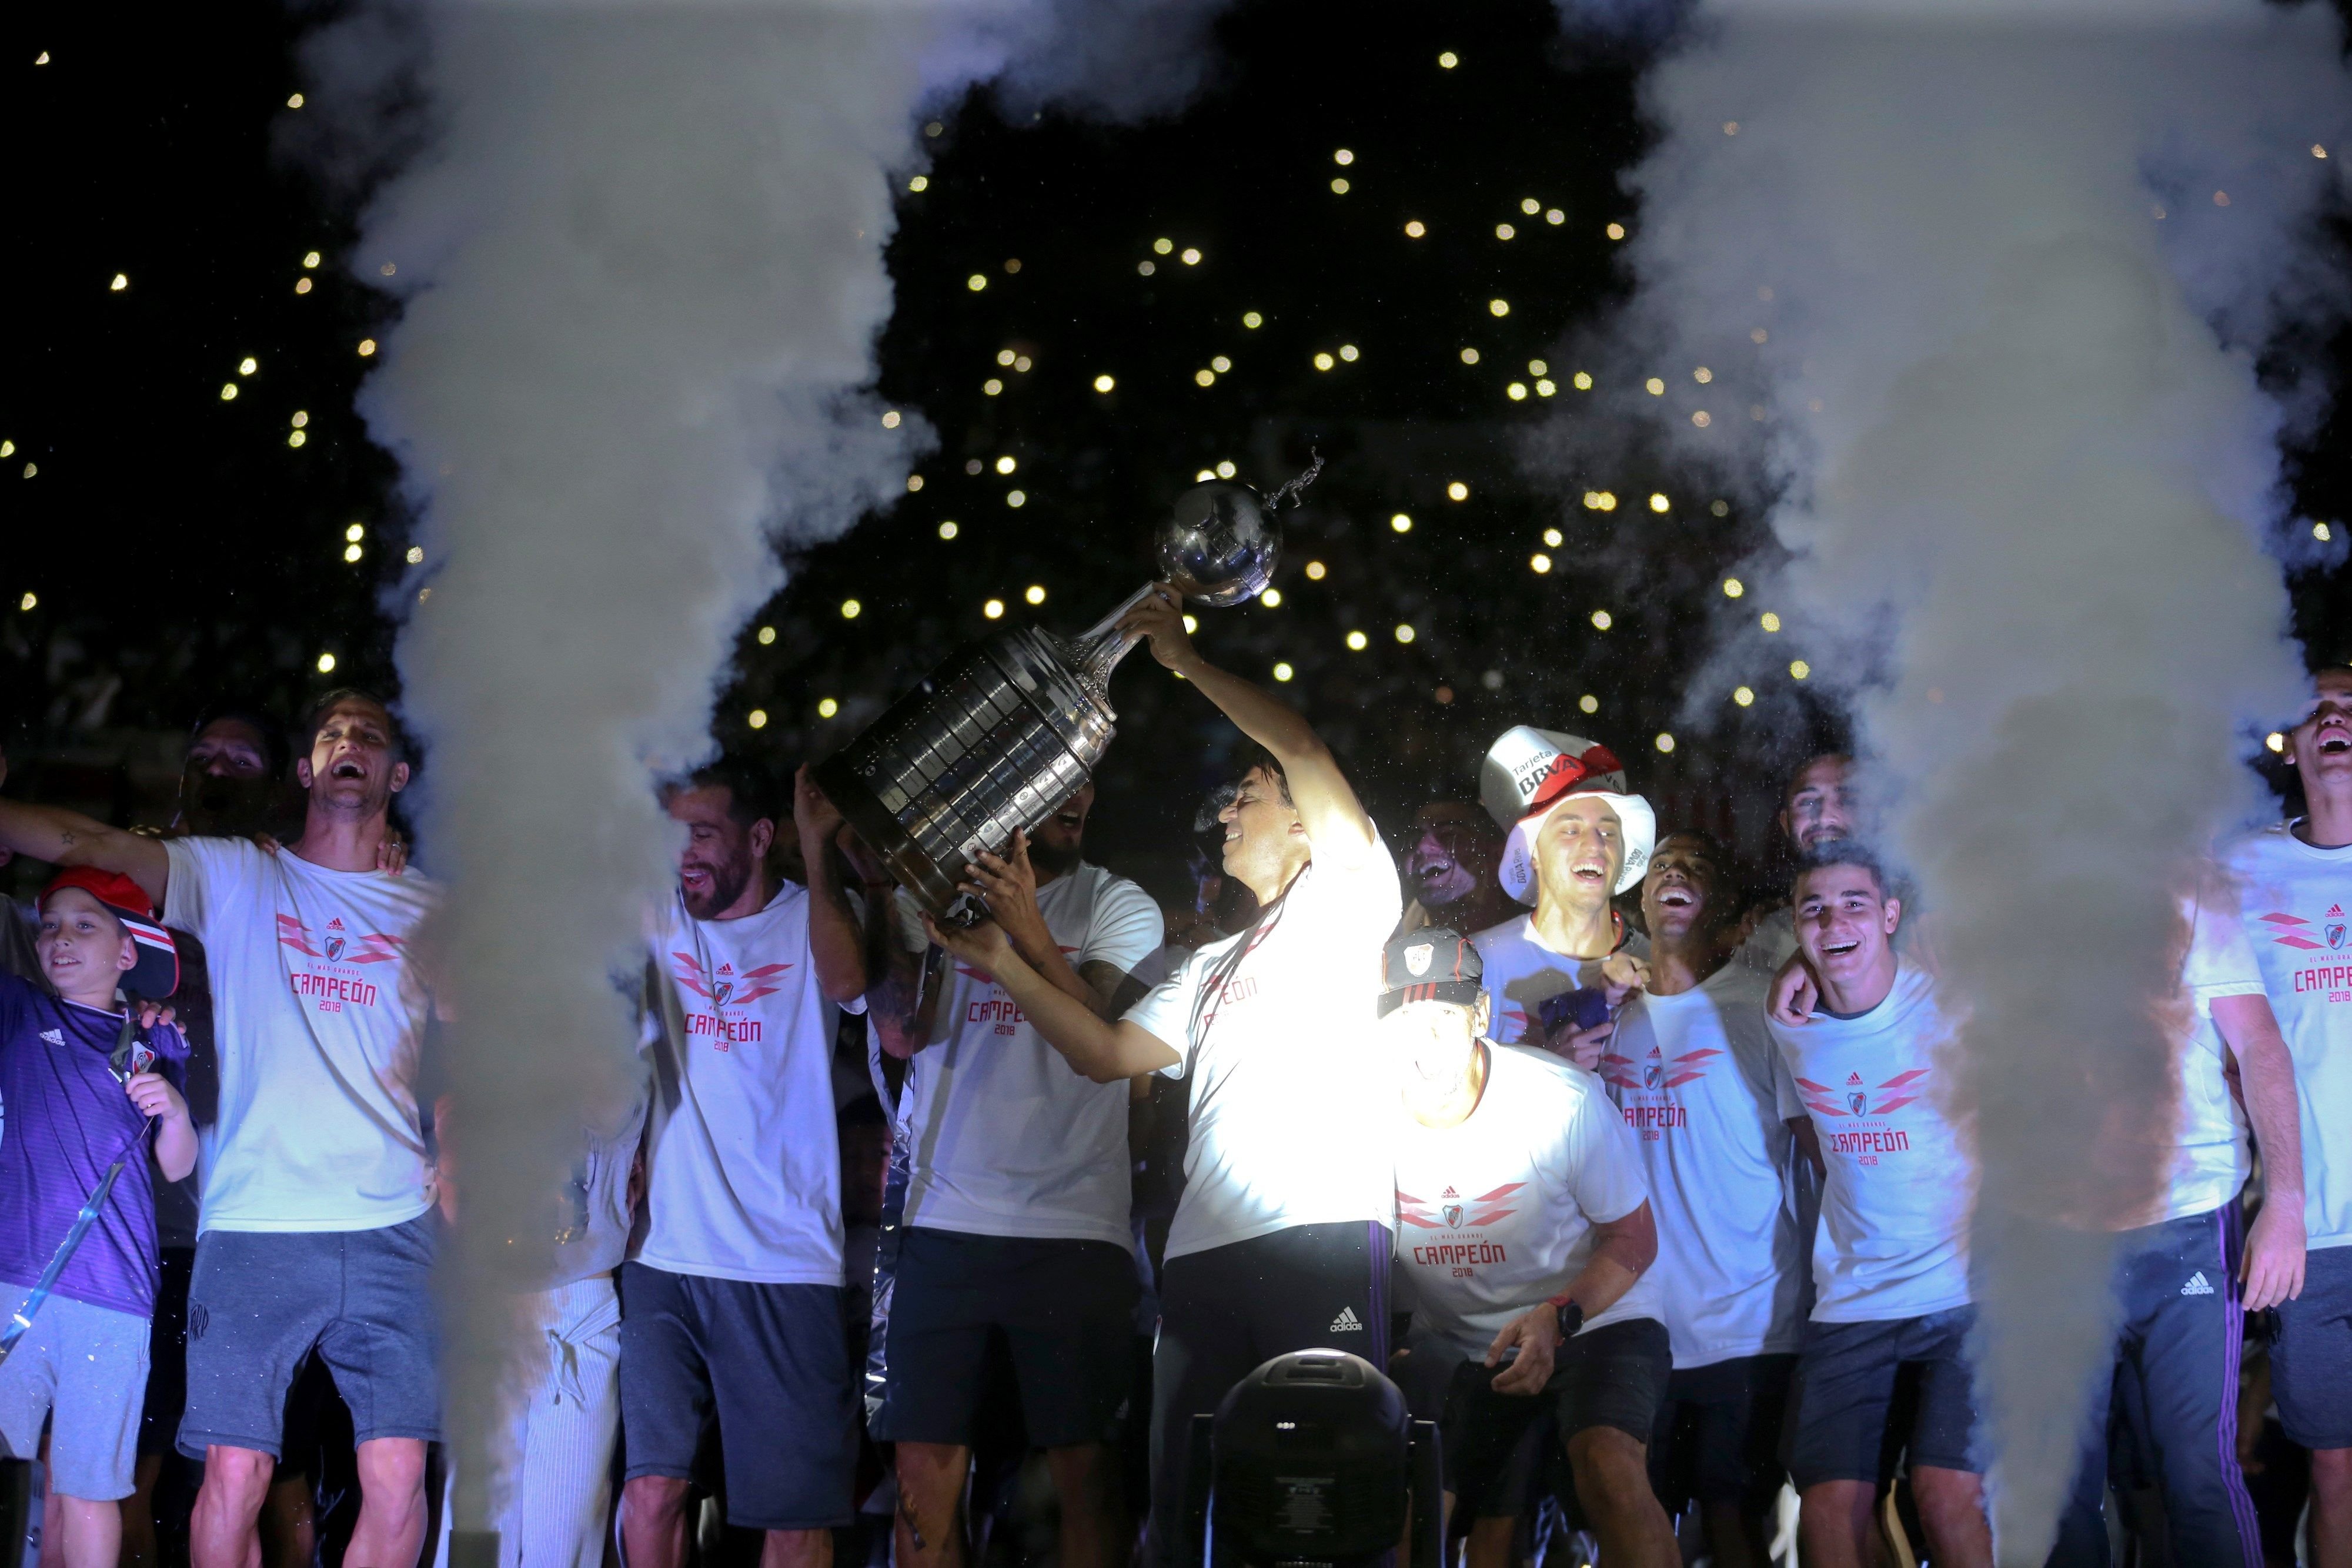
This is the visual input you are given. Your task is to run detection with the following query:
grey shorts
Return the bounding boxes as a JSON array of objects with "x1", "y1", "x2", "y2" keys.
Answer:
[
  {"x1": 0, "y1": 1282, "x2": 151, "y2": 1500},
  {"x1": 2274, "y1": 1241, "x2": 2352, "y2": 1450},
  {"x1": 179, "y1": 1213, "x2": 441, "y2": 1460}
]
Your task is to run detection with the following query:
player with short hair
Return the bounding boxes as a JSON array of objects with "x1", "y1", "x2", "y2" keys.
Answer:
[
  {"x1": 1770, "y1": 846, "x2": 1990, "y2": 1568},
  {"x1": 922, "y1": 585, "x2": 1399, "y2": 1563},
  {"x1": 870, "y1": 782, "x2": 1163, "y2": 1568},
  {"x1": 1740, "y1": 753, "x2": 1856, "y2": 974},
  {"x1": 0, "y1": 690, "x2": 444, "y2": 1568},
  {"x1": 2032, "y1": 868, "x2": 2305, "y2": 1566},
  {"x1": 1603, "y1": 833, "x2": 1803, "y2": 1567},
  {"x1": 1400, "y1": 800, "x2": 1514, "y2": 940},
  {"x1": 2228, "y1": 665, "x2": 2352, "y2": 1568},
  {"x1": 620, "y1": 759, "x2": 868, "y2": 1568}
]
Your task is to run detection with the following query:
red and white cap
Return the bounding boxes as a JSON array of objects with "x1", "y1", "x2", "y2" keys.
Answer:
[
  {"x1": 1478, "y1": 726, "x2": 1655, "y2": 905},
  {"x1": 39, "y1": 867, "x2": 179, "y2": 1000}
]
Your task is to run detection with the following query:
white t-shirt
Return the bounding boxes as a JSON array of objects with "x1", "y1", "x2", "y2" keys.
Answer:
[
  {"x1": 898, "y1": 862, "x2": 1162, "y2": 1247},
  {"x1": 1394, "y1": 1044, "x2": 1660, "y2": 1362},
  {"x1": 2157, "y1": 888, "x2": 2273, "y2": 1224},
  {"x1": 1770, "y1": 963, "x2": 1973, "y2": 1323},
  {"x1": 2225, "y1": 823, "x2": 2352, "y2": 1249},
  {"x1": 162, "y1": 837, "x2": 439, "y2": 1233},
  {"x1": 640, "y1": 885, "x2": 861, "y2": 1285},
  {"x1": 1471, "y1": 914, "x2": 1649, "y2": 1048},
  {"x1": 1606, "y1": 962, "x2": 1806, "y2": 1366},
  {"x1": 1124, "y1": 834, "x2": 1402, "y2": 1261}
]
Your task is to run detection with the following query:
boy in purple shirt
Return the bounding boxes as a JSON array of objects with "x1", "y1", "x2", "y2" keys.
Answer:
[{"x1": 1, "y1": 868, "x2": 194, "y2": 1568}]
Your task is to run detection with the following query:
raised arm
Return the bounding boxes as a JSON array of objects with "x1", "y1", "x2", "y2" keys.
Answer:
[
  {"x1": 0, "y1": 784, "x2": 170, "y2": 908},
  {"x1": 2213, "y1": 991, "x2": 2306, "y2": 1310},
  {"x1": 793, "y1": 766, "x2": 868, "y2": 1004},
  {"x1": 924, "y1": 914, "x2": 1179, "y2": 1084},
  {"x1": 1117, "y1": 586, "x2": 1377, "y2": 866},
  {"x1": 870, "y1": 925, "x2": 946, "y2": 1061}
]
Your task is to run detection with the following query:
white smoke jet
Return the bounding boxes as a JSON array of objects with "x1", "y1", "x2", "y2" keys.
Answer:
[
  {"x1": 1548, "y1": 0, "x2": 2348, "y2": 1556},
  {"x1": 348, "y1": 5, "x2": 928, "y2": 1533},
  {"x1": 305, "y1": 0, "x2": 1223, "y2": 1537}
]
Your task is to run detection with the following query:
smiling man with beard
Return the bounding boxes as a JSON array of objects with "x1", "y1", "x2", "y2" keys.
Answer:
[
  {"x1": 1738, "y1": 754, "x2": 1856, "y2": 975},
  {"x1": 867, "y1": 781, "x2": 1162, "y2": 1568},
  {"x1": 0, "y1": 690, "x2": 445, "y2": 1568},
  {"x1": 1468, "y1": 728, "x2": 1655, "y2": 1066},
  {"x1": 624, "y1": 757, "x2": 868, "y2": 1568}
]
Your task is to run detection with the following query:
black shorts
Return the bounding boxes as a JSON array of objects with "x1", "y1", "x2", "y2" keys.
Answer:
[
  {"x1": 617, "y1": 1263, "x2": 855, "y2": 1532},
  {"x1": 873, "y1": 1228, "x2": 1138, "y2": 1449},
  {"x1": 1782, "y1": 1308, "x2": 1980, "y2": 1490},
  {"x1": 1440, "y1": 1317, "x2": 1671, "y2": 1519},
  {"x1": 1647, "y1": 1352, "x2": 1796, "y2": 1514},
  {"x1": 138, "y1": 1248, "x2": 195, "y2": 1457}
]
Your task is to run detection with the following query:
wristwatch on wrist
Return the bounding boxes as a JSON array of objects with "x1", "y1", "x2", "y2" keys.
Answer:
[{"x1": 1548, "y1": 1295, "x2": 1584, "y2": 1342}]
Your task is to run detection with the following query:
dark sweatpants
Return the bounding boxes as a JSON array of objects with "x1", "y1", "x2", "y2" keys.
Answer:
[
  {"x1": 1145, "y1": 1221, "x2": 1390, "y2": 1567},
  {"x1": 2047, "y1": 1206, "x2": 2263, "y2": 1568}
]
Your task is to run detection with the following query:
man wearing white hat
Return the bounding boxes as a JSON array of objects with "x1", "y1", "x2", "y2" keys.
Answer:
[{"x1": 1469, "y1": 727, "x2": 1656, "y2": 1068}]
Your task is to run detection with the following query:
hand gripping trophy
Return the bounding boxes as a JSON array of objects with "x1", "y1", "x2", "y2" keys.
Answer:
[{"x1": 811, "y1": 475, "x2": 1301, "y2": 924}]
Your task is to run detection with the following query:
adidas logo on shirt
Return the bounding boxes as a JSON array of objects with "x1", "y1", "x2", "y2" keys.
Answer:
[
  {"x1": 2180, "y1": 1272, "x2": 2216, "y2": 1297},
  {"x1": 40, "y1": 1029, "x2": 63, "y2": 1045},
  {"x1": 1328, "y1": 1306, "x2": 1365, "y2": 1333}
]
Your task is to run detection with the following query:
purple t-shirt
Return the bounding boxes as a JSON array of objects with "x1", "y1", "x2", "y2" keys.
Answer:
[{"x1": 0, "y1": 972, "x2": 188, "y2": 1315}]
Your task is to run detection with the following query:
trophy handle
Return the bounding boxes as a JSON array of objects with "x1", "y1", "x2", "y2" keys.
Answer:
[{"x1": 1064, "y1": 581, "x2": 1161, "y2": 690}]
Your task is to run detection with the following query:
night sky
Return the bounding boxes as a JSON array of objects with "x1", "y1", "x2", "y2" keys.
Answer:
[{"x1": 6, "y1": 1, "x2": 2348, "y2": 895}]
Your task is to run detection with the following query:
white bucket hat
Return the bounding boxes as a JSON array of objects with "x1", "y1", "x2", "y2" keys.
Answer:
[{"x1": 1478, "y1": 726, "x2": 1656, "y2": 905}]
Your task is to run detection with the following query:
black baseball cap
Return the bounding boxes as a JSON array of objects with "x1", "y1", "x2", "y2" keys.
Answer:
[{"x1": 1378, "y1": 927, "x2": 1484, "y2": 1017}]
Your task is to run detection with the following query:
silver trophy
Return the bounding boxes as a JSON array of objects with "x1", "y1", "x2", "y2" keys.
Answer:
[{"x1": 814, "y1": 480, "x2": 1284, "y2": 924}]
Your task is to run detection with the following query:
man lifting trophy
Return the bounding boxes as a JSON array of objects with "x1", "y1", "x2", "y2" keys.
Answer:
[{"x1": 911, "y1": 464, "x2": 1404, "y2": 1562}]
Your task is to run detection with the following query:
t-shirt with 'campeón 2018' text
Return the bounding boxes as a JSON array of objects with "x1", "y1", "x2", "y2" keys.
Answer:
[
  {"x1": 1605, "y1": 961, "x2": 1805, "y2": 1367},
  {"x1": 1770, "y1": 962, "x2": 1972, "y2": 1324},
  {"x1": 899, "y1": 862, "x2": 1164, "y2": 1248},
  {"x1": 2223, "y1": 822, "x2": 2352, "y2": 1251},
  {"x1": 1392, "y1": 1042, "x2": 1661, "y2": 1362},
  {"x1": 641, "y1": 884, "x2": 862, "y2": 1286},
  {"x1": 162, "y1": 837, "x2": 438, "y2": 1234}
]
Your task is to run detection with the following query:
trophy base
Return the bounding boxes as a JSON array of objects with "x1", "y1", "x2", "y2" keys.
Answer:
[{"x1": 812, "y1": 628, "x2": 1115, "y2": 925}]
